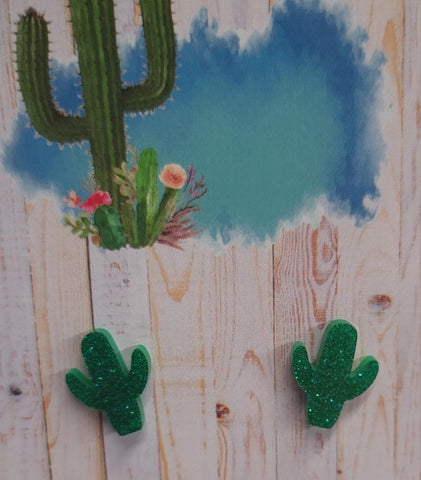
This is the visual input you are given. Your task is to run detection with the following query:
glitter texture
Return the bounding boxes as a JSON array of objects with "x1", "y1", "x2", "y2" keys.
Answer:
[
  {"x1": 66, "y1": 329, "x2": 151, "y2": 435},
  {"x1": 291, "y1": 319, "x2": 379, "y2": 428}
]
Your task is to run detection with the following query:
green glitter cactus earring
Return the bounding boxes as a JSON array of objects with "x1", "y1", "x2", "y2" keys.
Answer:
[
  {"x1": 66, "y1": 329, "x2": 151, "y2": 435},
  {"x1": 291, "y1": 319, "x2": 379, "y2": 428}
]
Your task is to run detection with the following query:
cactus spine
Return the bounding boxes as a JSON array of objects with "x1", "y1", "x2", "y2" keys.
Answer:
[{"x1": 16, "y1": 0, "x2": 176, "y2": 211}]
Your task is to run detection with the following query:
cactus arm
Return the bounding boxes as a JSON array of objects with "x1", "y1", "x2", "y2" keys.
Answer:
[
  {"x1": 291, "y1": 342, "x2": 313, "y2": 390},
  {"x1": 136, "y1": 148, "x2": 159, "y2": 246},
  {"x1": 128, "y1": 345, "x2": 151, "y2": 395},
  {"x1": 122, "y1": 0, "x2": 176, "y2": 111},
  {"x1": 16, "y1": 9, "x2": 88, "y2": 143},
  {"x1": 149, "y1": 187, "x2": 180, "y2": 245},
  {"x1": 346, "y1": 355, "x2": 379, "y2": 400},
  {"x1": 65, "y1": 369, "x2": 104, "y2": 409}
]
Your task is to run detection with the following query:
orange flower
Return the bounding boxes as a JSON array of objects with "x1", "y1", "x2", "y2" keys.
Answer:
[{"x1": 159, "y1": 164, "x2": 187, "y2": 190}]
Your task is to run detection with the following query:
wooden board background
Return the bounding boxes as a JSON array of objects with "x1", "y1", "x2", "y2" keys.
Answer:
[{"x1": 0, "y1": 0, "x2": 419, "y2": 478}]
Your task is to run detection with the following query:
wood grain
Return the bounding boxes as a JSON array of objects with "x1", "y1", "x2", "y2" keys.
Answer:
[
  {"x1": 147, "y1": 242, "x2": 218, "y2": 479},
  {"x1": 335, "y1": 1, "x2": 409, "y2": 479},
  {"x1": 395, "y1": 0, "x2": 421, "y2": 477},
  {"x1": 89, "y1": 245, "x2": 161, "y2": 480},
  {"x1": 212, "y1": 244, "x2": 276, "y2": 479},
  {"x1": 0, "y1": 168, "x2": 50, "y2": 480},
  {"x1": 336, "y1": 217, "x2": 400, "y2": 480},
  {"x1": 0, "y1": 0, "x2": 419, "y2": 478},
  {"x1": 274, "y1": 218, "x2": 338, "y2": 479},
  {"x1": 26, "y1": 199, "x2": 106, "y2": 479}
]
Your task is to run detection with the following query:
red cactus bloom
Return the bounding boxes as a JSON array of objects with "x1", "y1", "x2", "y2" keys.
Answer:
[
  {"x1": 159, "y1": 164, "x2": 187, "y2": 190},
  {"x1": 81, "y1": 191, "x2": 112, "y2": 214}
]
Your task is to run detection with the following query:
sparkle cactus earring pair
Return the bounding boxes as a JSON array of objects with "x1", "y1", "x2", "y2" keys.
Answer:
[
  {"x1": 67, "y1": 320, "x2": 378, "y2": 435},
  {"x1": 291, "y1": 319, "x2": 379, "y2": 428}
]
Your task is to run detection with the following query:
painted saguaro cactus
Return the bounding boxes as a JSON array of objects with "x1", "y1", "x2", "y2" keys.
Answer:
[
  {"x1": 66, "y1": 329, "x2": 151, "y2": 436},
  {"x1": 16, "y1": 0, "x2": 176, "y2": 213},
  {"x1": 291, "y1": 319, "x2": 379, "y2": 428}
]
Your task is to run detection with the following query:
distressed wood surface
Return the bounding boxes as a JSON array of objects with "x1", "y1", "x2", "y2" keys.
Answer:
[
  {"x1": 89, "y1": 245, "x2": 161, "y2": 480},
  {"x1": 0, "y1": 171, "x2": 50, "y2": 480},
  {"x1": 274, "y1": 219, "x2": 338, "y2": 479},
  {"x1": 0, "y1": 0, "x2": 420, "y2": 479},
  {"x1": 147, "y1": 242, "x2": 218, "y2": 479},
  {"x1": 26, "y1": 198, "x2": 106, "y2": 479},
  {"x1": 211, "y1": 244, "x2": 276, "y2": 480},
  {"x1": 395, "y1": 0, "x2": 421, "y2": 477},
  {"x1": 334, "y1": 1, "x2": 403, "y2": 478}
]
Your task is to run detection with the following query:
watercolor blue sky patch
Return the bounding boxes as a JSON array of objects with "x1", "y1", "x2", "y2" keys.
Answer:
[{"x1": 4, "y1": 0, "x2": 384, "y2": 241}]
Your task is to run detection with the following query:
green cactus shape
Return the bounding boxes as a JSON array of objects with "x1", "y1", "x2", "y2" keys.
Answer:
[
  {"x1": 66, "y1": 329, "x2": 151, "y2": 436},
  {"x1": 93, "y1": 205, "x2": 127, "y2": 250},
  {"x1": 149, "y1": 185, "x2": 181, "y2": 245},
  {"x1": 16, "y1": 0, "x2": 176, "y2": 217},
  {"x1": 291, "y1": 319, "x2": 379, "y2": 428},
  {"x1": 133, "y1": 147, "x2": 183, "y2": 247},
  {"x1": 136, "y1": 148, "x2": 159, "y2": 247}
]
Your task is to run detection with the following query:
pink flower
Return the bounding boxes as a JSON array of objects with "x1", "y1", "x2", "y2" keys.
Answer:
[
  {"x1": 81, "y1": 191, "x2": 112, "y2": 214},
  {"x1": 63, "y1": 190, "x2": 81, "y2": 208},
  {"x1": 159, "y1": 164, "x2": 187, "y2": 190},
  {"x1": 187, "y1": 163, "x2": 196, "y2": 183}
]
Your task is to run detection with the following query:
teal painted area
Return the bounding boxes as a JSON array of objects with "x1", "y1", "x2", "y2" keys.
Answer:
[
  {"x1": 4, "y1": 2, "x2": 384, "y2": 242},
  {"x1": 129, "y1": 62, "x2": 344, "y2": 240}
]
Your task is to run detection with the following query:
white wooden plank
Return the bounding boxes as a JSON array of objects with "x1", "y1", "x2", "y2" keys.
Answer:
[
  {"x1": 172, "y1": 0, "x2": 210, "y2": 41},
  {"x1": 212, "y1": 244, "x2": 276, "y2": 479},
  {"x1": 336, "y1": 218, "x2": 399, "y2": 480},
  {"x1": 395, "y1": 0, "x2": 421, "y2": 477},
  {"x1": 0, "y1": 2, "x2": 49, "y2": 477},
  {"x1": 274, "y1": 219, "x2": 338, "y2": 479},
  {"x1": 335, "y1": 1, "x2": 404, "y2": 478},
  {"x1": 0, "y1": 167, "x2": 50, "y2": 479},
  {"x1": 88, "y1": 245, "x2": 161, "y2": 480},
  {"x1": 147, "y1": 241, "x2": 218, "y2": 480},
  {"x1": 173, "y1": 0, "x2": 270, "y2": 44},
  {"x1": 26, "y1": 198, "x2": 106, "y2": 480},
  {"x1": 209, "y1": 0, "x2": 269, "y2": 36}
]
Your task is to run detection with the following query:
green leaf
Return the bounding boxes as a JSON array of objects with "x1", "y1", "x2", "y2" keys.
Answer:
[{"x1": 120, "y1": 185, "x2": 133, "y2": 198}]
